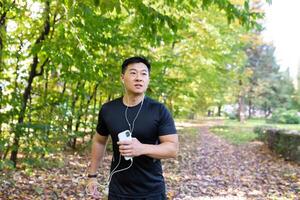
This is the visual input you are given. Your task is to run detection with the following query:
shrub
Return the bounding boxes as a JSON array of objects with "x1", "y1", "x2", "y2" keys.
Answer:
[
  {"x1": 253, "y1": 125, "x2": 273, "y2": 141},
  {"x1": 254, "y1": 126, "x2": 300, "y2": 164},
  {"x1": 268, "y1": 109, "x2": 300, "y2": 124}
]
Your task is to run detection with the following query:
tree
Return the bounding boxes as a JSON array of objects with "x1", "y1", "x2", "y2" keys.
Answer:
[
  {"x1": 0, "y1": 0, "x2": 267, "y2": 167},
  {"x1": 245, "y1": 43, "x2": 295, "y2": 118}
]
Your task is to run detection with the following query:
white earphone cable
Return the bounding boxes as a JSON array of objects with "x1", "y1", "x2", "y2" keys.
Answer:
[{"x1": 86, "y1": 82, "x2": 144, "y2": 197}]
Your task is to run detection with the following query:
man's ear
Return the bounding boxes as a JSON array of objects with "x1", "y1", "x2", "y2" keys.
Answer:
[{"x1": 121, "y1": 75, "x2": 124, "y2": 83}]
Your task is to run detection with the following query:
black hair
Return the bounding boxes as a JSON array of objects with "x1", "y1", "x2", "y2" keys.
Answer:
[{"x1": 121, "y1": 56, "x2": 151, "y2": 74}]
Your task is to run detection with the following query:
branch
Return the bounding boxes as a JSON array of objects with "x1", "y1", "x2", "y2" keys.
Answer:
[
  {"x1": 35, "y1": 0, "x2": 51, "y2": 44},
  {"x1": 0, "y1": 12, "x2": 7, "y2": 26},
  {"x1": 36, "y1": 58, "x2": 49, "y2": 76},
  {"x1": 0, "y1": 0, "x2": 16, "y2": 26}
]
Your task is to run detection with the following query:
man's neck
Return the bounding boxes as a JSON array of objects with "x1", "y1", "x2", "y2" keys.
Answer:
[{"x1": 123, "y1": 93, "x2": 145, "y2": 106}]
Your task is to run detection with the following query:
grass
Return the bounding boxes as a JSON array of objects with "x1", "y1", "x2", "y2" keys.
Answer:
[
  {"x1": 210, "y1": 125, "x2": 257, "y2": 145},
  {"x1": 210, "y1": 118, "x2": 300, "y2": 145},
  {"x1": 224, "y1": 118, "x2": 300, "y2": 131}
]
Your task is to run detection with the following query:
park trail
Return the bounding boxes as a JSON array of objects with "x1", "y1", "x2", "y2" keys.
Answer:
[
  {"x1": 165, "y1": 120, "x2": 300, "y2": 200},
  {"x1": 1, "y1": 120, "x2": 299, "y2": 200}
]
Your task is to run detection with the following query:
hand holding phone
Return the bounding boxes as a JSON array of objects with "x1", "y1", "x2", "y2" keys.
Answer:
[{"x1": 118, "y1": 130, "x2": 132, "y2": 160}]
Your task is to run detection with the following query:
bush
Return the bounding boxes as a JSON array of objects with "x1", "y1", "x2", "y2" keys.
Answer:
[
  {"x1": 253, "y1": 125, "x2": 273, "y2": 141},
  {"x1": 254, "y1": 126, "x2": 300, "y2": 164},
  {"x1": 0, "y1": 160, "x2": 14, "y2": 170},
  {"x1": 268, "y1": 109, "x2": 300, "y2": 124}
]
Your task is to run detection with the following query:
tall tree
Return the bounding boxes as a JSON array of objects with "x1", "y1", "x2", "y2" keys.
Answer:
[
  {"x1": 10, "y1": 0, "x2": 51, "y2": 166},
  {"x1": 0, "y1": 0, "x2": 268, "y2": 167},
  {"x1": 245, "y1": 43, "x2": 295, "y2": 117}
]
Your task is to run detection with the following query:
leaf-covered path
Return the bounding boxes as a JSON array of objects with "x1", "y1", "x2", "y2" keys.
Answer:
[
  {"x1": 1, "y1": 120, "x2": 300, "y2": 199},
  {"x1": 165, "y1": 120, "x2": 300, "y2": 200}
]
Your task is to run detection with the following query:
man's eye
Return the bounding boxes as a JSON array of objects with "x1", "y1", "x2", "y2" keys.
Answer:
[
  {"x1": 130, "y1": 72, "x2": 136, "y2": 75},
  {"x1": 142, "y1": 73, "x2": 148, "y2": 76}
]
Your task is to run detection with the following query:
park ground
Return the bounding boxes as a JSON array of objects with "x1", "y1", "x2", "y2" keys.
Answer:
[{"x1": 1, "y1": 119, "x2": 300, "y2": 200}]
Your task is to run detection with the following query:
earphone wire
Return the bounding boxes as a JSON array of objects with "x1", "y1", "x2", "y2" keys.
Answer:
[
  {"x1": 122, "y1": 82, "x2": 145, "y2": 133},
  {"x1": 86, "y1": 82, "x2": 145, "y2": 197},
  {"x1": 103, "y1": 88, "x2": 144, "y2": 194},
  {"x1": 124, "y1": 95, "x2": 144, "y2": 133},
  {"x1": 107, "y1": 155, "x2": 133, "y2": 185}
]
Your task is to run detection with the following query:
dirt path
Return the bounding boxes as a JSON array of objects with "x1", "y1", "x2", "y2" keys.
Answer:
[
  {"x1": 164, "y1": 120, "x2": 300, "y2": 200},
  {"x1": 1, "y1": 120, "x2": 299, "y2": 199}
]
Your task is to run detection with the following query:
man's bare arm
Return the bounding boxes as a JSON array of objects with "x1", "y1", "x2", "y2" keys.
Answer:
[
  {"x1": 141, "y1": 134, "x2": 178, "y2": 159},
  {"x1": 118, "y1": 134, "x2": 179, "y2": 159},
  {"x1": 88, "y1": 133, "x2": 108, "y2": 174}
]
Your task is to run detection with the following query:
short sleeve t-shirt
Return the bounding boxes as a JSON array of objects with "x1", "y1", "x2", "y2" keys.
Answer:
[{"x1": 96, "y1": 96, "x2": 177, "y2": 198}]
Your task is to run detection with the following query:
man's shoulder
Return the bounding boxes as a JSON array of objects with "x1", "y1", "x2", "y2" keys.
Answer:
[
  {"x1": 146, "y1": 96, "x2": 160, "y2": 105},
  {"x1": 145, "y1": 96, "x2": 166, "y2": 110},
  {"x1": 101, "y1": 97, "x2": 122, "y2": 109}
]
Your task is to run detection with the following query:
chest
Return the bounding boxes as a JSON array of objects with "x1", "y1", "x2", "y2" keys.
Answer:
[{"x1": 105, "y1": 106, "x2": 160, "y2": 144}]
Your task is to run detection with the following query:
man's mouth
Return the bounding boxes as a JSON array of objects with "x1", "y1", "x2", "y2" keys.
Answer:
[{"x1": 134, "y1": 84, "x2": 143, "y2": 88}]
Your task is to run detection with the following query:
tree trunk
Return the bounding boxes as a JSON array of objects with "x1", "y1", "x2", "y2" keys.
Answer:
[
  {"x1": 207, "y1": 110, "x2": 212, "y2": 117},
  {"x1": 84, "y1": 84, "x2": 99, "y2": 133},
  {"x1": 266, "y1": 107, "x2": 272, "y2": 117},
  {"x1": 67, "y1": 81, "x2": 82, "y2": 149},
  {"x1": 0, "y1": 1, "x2": 9, "y2": 139},
  {"x1": 107, "y1": 94, "x2": 112, "y2": 102},
  {"x1": 91, "y1": 86, "x2": 100, "y2": 139},
  {"x1": 10, "y1": 1, "x2": 51, "y2": 167},
  {"x1": 217, "y1": 105, "x2": 222, "y2": 117},
  {"x1": 41, "y1": 67, "x2": 50, "y2": 158},
  {"x1": 44, "y1": 67, "x2": 49, "y2": 103},
  {"x1": 237, "y1": 80, "x2": 245, "y2": 123},
  {"x1": 238, "y1": 96, "x2": 245, "y2": 122},
  {"x1": 248, "y1": 99, "x2": 252, "y2": 119},
  {"x1": 0, "y1": 1, "x2": 9, "y2": 68},
  {"x1": 56, "y1": 81, "x2": 67, "y2": 104},
  {"x1": 2, "y1": 147, "x2": 10, "y2": 160},
  {"x1": 263, "y1": 102, "x2": 268, "y2": 118},
  {"x1": 73, "y1": 97, "x2": 84, "y2": 149}
]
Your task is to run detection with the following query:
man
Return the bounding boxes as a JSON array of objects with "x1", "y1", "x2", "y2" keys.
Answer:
[{"x1": 87, "y1": 56, "x2": 178, "y2": 199}]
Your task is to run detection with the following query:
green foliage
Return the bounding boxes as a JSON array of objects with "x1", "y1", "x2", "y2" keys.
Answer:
[
  {"x1": 201, "y1": 0, "x2": 264, "y2": 30},
  {"x1": 0, "y1": 159, "x2": 14, "y2": 170},
  {"x1": 224, "y1": 120, "x2": 300, "y2": 151},
  {"x1": 0, "y1": 0, "x2": 268, "y2": 167},
  {"x1": 268, "y1": 109, "x2": 300, "y2": 124},
  {"x1": 244, "y1": 43, "x2": 296, "y2": 118},
  {"x1": 215, "y1": 118, "x2": 300, "y2": 146}
]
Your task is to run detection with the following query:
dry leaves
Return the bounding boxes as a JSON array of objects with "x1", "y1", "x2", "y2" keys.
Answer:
[
  {"x1": 163, "y1": 121, "x2": 300, "y2": 200},
  {"x1": 1, "y1": 120, "x2": 299, "y2": 199}
]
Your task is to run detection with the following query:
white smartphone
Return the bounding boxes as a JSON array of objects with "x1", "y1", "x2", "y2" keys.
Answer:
[{"x1": 118, "y1": 130, "x2": 132, "y2": 160}]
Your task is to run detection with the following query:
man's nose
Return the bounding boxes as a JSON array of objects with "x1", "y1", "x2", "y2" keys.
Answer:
[{"x1": 135, "y1": 73, "x2": 142, "y2": 81}]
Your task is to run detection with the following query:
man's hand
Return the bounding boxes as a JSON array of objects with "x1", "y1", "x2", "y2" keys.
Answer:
[
  {"x1": 85, "y1": 178, "x2": 101, "y2": 198},
  {"x1": 117, "y1": 137, "x2": 144, "y2": 158},
  {"x1": 118, "y1": 134, "x2": 178, "y2": 160}
]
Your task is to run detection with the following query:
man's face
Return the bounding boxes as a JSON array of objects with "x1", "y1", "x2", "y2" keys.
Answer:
[{"x1": 121, "y1": 62, "x2": 150, "y2": 95}]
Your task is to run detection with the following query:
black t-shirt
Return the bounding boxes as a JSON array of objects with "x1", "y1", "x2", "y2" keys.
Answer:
[{"x1": 96, "y1": 96, "x2": 176, "y2": 198}]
